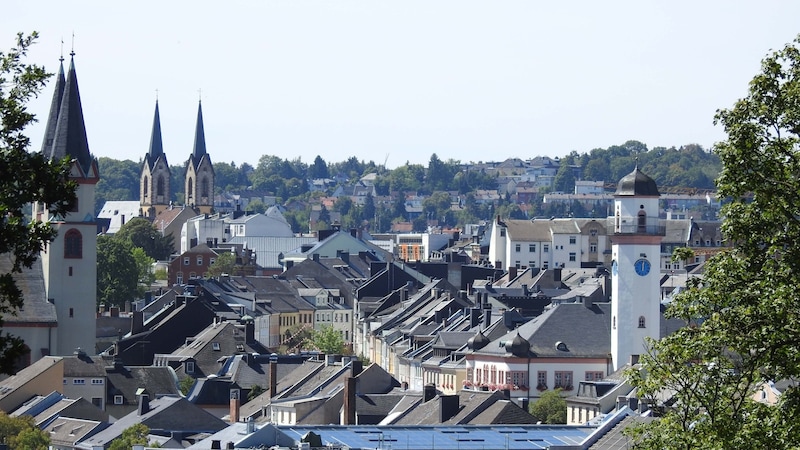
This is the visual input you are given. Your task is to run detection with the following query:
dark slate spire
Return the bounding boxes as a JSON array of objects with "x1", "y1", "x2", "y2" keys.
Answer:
[
  {"x1": 50, "y1": 54, "x2": 93, "y2": 174},
  {"x1": 145, "y1": 100, "x2": 164, "y2": 169},
  {"x1": 40, "y1": 57, "x2": 66, "y2": 154},
  {"x1": 192, "y1": 100, "x2": 207, "y2": 160}
]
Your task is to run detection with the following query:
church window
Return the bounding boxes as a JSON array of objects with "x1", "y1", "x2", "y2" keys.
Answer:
[
  {"x1": 637, "y1": 210, "x2": 647, "y2": 233},
  {"x1": 638, "y1": 316, "x2": 646, "y2": 328},
  {"x1": 69, "y1": 308, "x2": 74, "y2": 318},
  {"x1": 157, "y1": 176, "x2": 165, "y2": 196},
  {"x1": 201, "y1": 178, "x2": 210, "y2": 198},
  {"x1": 143, "y1": 176, "x2": 149, "y2": 198},
  {"x1": 64, "y1": 229, "x2": 82, "y2": 258},
  {"x1": 187, "y1": 178, "x2": 194, "y2": 200}
]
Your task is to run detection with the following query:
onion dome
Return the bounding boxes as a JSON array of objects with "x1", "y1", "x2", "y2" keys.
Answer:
[
  {"x1": 467, "y1": 331, "x2": 489, "y2": 350},
  {"x1": 506, "y1": 332, "x2": 530, "y2": 357},
  {"x1": 615, "y1": 166, "x2": 659, "y2": 196}
]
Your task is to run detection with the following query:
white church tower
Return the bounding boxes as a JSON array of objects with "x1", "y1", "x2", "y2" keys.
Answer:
[
  {"x1": 610, "y1": 165, "x2": 663, "y2": 371},
  {"x1": 35, "y1": 53, "x2": 99, "y2": 356}
]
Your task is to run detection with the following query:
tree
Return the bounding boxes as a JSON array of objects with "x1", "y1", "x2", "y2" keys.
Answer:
[
  {"x1": 309, "y1": 155, "x2": 329, "y2": 179},
  {"x1": 529, "y1": 389, "x2": 567, "y2": 424},
  {"x1": 248, "y1": 384, "x2": 266, "y2": 401},
  {"x1": 671, "y1": 246, "x2": 695, "y2": 270},
  {"x1": 0, "y1": 412, "x2": 49, "y2": 450},
  {"x1": 207, "y1": 251, "x2": 236, "y2": 278},
  {"x1": 131, "y1": 247, "x2": 155, "y2": 296},
  {"x1": 108, "y1": 424, "x2": 158, "y2": 450},
  {"x1": 115, "y1": 217, "x2": 174, "y2": 261},
  {"x1": 629, "y1": 36, "x2": 800, "y2": 448},
  {"x1": 0, "y1": 32, "x2": 78, "y2": 374},
  {"x1": 308, "y1": 325, "x2": 345, "y2": 355},
  {"x1": 96, "y1": 235, "x2": 139, "y2": 307}
]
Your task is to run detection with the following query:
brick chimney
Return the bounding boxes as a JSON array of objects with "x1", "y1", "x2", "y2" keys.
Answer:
[
  {"x1": 229, "y1": 389, "x2": 240, "y2": 424},
  {"x1": 269, "y1": 362, "x2": 278, "y2": 398},
  {"x1": 343, "y1": 377, "x2": 357, "y2": 425}
]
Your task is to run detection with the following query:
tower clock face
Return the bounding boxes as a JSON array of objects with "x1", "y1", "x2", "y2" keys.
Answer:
[{"x1": 634, "y1": 258, "x2": 651, "y2": 276}]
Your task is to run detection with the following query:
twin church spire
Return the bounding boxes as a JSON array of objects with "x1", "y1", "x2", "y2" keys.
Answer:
[{"x1": 140, "y1": 100, "x2": 215, "y2": 218}]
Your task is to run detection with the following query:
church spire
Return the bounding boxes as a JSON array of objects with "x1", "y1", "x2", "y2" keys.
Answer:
[
  {"x1": 50, "y1": 53, "x2": 93, "y2": 175},
  {"x1": 147, "y1": 100, "x2": 164, "y2": 162},
  {"x1": 40, "y1": 57, "x2": 66, "y2": 154},
  {"x1": 192, "y1": 100, "x2": 207, "y2": 160}
]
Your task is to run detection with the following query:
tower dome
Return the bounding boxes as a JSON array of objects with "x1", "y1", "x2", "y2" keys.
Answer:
[
  {"x1": 467, "y1": 330, "x2": 489, "y2": 350},
  {"x1": 506, "y1": 332, "x2": 530, "y2": 357},
  {"x1": 615, "y1": 167, "x2": 659, "y2": 196}
]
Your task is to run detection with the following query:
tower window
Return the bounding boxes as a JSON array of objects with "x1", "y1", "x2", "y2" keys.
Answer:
[
  {"x1": 187, "y1": 177, "x2": 194, "y2": 200},
  {"x1": 638, "y1": 316, "x2": 646, "y2": 328},
  {"x1": 157, "y1": 176, "x2": 165, "y2": 196},
  {"x1": 64, "y1": 229, "x2": 82, "y2": 258},
  {"x1": 201, "y1": 178, "x2": 209, "y2": 198},
  {"x1": 143, "y1": 175, "x2": 149, "y2": 198},
  {"x1": 69, "y1": 308, "x2": 74, "y2": 318}
]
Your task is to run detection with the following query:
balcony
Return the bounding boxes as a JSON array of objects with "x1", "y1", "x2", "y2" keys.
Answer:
[{"x1": 614, "y1": 216, "x2": 666, "y2": 236}]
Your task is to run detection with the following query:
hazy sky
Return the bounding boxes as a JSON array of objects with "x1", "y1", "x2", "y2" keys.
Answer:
[{"x1": 5, "y1": 1, "x2": 800, "y2": 169}]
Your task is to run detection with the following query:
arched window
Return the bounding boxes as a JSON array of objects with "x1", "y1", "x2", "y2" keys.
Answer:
[
  {"x1": 637, "y1": 209, "x2": 647, "y2": 233},
  {"x1": 157, "y1": 176, "x2": 165, "y2": 196},
  {"x1": 201, "y1": 178, "x2": 209, "y2": 198},
  {"x1": 638, "y1": 316, "x2": 646, "y2": 328},
  {"x1": 64, "y1": 229, "x2": 82, "y2": 258},
  {"x1": 187, "y1": 177, "x2": 194, "y2": 201},
  {"x1": 143, "y1": 175, "x2": 149, "y2": 198}
]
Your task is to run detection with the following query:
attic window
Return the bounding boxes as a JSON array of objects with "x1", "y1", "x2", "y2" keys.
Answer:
[
  {"x1": 555, "y1": 341, "x2": 568, "y2": 351},
  {"x1": 186, "y1": 361, "x2": 195, "y2": 373},
  {"x1": 236, "y1": 344, "x2": 245, "y2": 352},
  {"x1": 114, "y1": 395, "x2": 124, "y2": 405},
  {"x1": 212, "y1": 342, "x2": 221, "y2": 351}
]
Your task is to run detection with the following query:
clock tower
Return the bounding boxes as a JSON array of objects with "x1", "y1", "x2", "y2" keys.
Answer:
[{"x1": 610, "y1": 165, "x2": 663, "y2": 371}]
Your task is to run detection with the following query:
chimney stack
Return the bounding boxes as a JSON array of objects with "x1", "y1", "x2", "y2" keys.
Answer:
[
  {"x1": 424, "y1": 383, "x2": 436, "y2": 402},
  {"x1": 343, "y1": 377, "x2": 357, "y2": 425},
  {"x1": 137, "y1": 393, "x2": 150, "y2": 416},
  {"x1": 269, "y1": 362, "x2": 278, "y2": 398},
  {"x1": 439, "y1": 395, "x2": 460, "y2": 423}
]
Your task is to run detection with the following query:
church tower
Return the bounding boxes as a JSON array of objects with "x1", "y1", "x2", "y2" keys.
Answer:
[
  {"x1": 35, "y1": 53, "x2": 99, "y2": 356},
  {"x1": 140, "y1": 101, "x2": 171, "y2": 218},
  {"x1": 610, "y1": 165, "x2": 663, "y2": 371},
  {"x1": 184, "y1": 101, "x2": 214, "y2": 214}
]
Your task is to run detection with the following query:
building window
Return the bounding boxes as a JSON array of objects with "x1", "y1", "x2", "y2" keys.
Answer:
[
  {"x1": 69, "y1": 266, "x2": 73, "y2": 276},
  {"x1": 212, "y1": 342, "x2": 221, "y2": 351},
  {"x1": 514, "y1": 244, "x2": 521, "y2": 252},
  {"x1": 590, "y1": 228, "x2": 597, "y2": 236},
  {"x1": 210, "y1": 258, "x2": 216, "y2": 266},
  {"x1": 638, "y1": 316, "x2": 646, "y2": 328},
  {"x1": 91, "y1": 378, "x2": 104, "y2": 385},
  {"x1": 589, "y1": 244, "x2": 597, "y2": 253},
  {"x1": 197, "y1": 256, "x2": 203, "y2": 265},
  {"x1": 569, "y1": 236, "x2": 576, "y2": 244},
  {"x1": 585, "y1": 371, "x2": 604, "y2": 381},
  {"x1": 183, "y1": 257, "x2": 190, "y2": 266},
  {"x1": 515, "y1": 261, "x2": 521, "y2": 269},
  {"x1": 500, "y1": 228, "x2": 506, "y2": 237},
  {"x1": 554, "y1": 371, "x2": 573, "y2": 390},
  {"x1": 569, "y1": 252, "x2": 576, "y2": 262},
  {"x1": 176, "y1": 272, "x2": 183, "y2": 284},
  {"x1": 613, "y1": 316, "x2": 616, "y2": 329},
  {"x1": 537, "y1": 371, "x2": 547, "y2": 389},
  {"x1": 73, "y1": 379, "x2": 85, "y2": 385},
  {"x1": 543, "y1": 244, "x2": 549, "y2": 253},
  {"x1": 64, "y1": 229, "x2": 82, "y2": 258},
  {"x1": 92, "y1": 397, "x2": 103, "y2": 408},
  {"x1": 543, "y1": 262, "x2": 549, "y2": 269},
  {"x1": 69, "y1": 308, "x2": 74, "y2": 318},
  {"x1": 529, "y1": 261, "x2": 536, "y2": 268},
  {"x1": 114, "y1": 395, "x2": 124, "y2": 405},
  {"x1": 186, "y1": 361, "x2": 195, "y2": 373}
]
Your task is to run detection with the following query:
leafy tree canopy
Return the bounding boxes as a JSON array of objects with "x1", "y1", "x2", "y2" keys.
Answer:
[
  {"x1": 529, "y1": 389, "x2": 567, "y2": 424},
  {"x1": 108, "y1": 423, "x2": 159, "y2": 450},
  {"x1": 629, "y1": 35, "x2": 800, "y2": 449},
  {"x1": 97, "y1": 235, "x2": 139, "y2": 307},
  {"x1": 308, "y1": 324, "x2": 345, "y2": 355},
  {"x1": 115, "y1": 217, "x2": 174, "y2": 260}
]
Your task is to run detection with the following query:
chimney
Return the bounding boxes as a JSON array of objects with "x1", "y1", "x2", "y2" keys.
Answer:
[
  {"x1": 553, "y1": 267, "x2": 562, "y2": 282},
  {"x1": 137, "y1": 393, "x2": 150, "y2": 415},
  {"x1": 470, "y1": 308, "x2": 480, "y2": 328},
  {"x1": 211, "y1": 440, "x2": 221, "y2": 450},
  {"x1": 423, "y1": 383, "x2": 436, "y2": 402},
  {"x1": 269, "y1": 362, "x2": 278, "y2": 398},
  {"x1": 110, "y1": 306, "x2": 119, "y2": 317},
  {"x1": 616, "y1": 395, "x2": 627, "y2": 410},
  {"x1": 343, "y1": 377, "x2": 357, "y2": 425},
  {"x1": 351, "y1": 360, "x2": 363, "y2": 377},
  {"x1": 245, "y1": 321, "x2": 255, "y2": 344},
  {"x1": 312, "y1": 253, "x2": 320, "y2": 262},
  {"x1": 439, "y1": 395, "x2": 460, "y2": 423},
  {"x1": 131, "y1": 311, "x2": 144, "y2": 335},
  {"x1": 246, "y1": 417, "x2": 255, "y2": 433},
  {"x1": 521, "y1": 284, "x2": 528, "y2": 296},
  {"x1": 508, "y1": 266, "x2": 517, "y2": 279},
  {"x1": 230, "y1": 389, "x2": 240, "y2": 424},
  {"x1": 483, "y1": 303, "x2": 492, "y2": 329}
]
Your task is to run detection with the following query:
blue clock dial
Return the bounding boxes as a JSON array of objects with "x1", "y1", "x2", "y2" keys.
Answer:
[
  {"x1": 634, "y1": 258, "x2": 651, "y2": 276},
  {"x1": 611, "y1": 260, "x2": 618, "y2": 276}
]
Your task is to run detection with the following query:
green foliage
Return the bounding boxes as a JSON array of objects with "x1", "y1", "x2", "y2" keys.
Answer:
[
  {"x1": 0, "y1": 32, "x2": 78, "y2": 374},
  {"x1": 629, "y1": 36, "x2": 800, "y2": 449},
  {"x1": 179, "y1": 376, "x2": 195, "y2": 396},
  {"x1": 529, "y1": 389, "x2": 567, "y2": 424},
  {"x1": 207, "y1": 251, "x2": 236, "y2": 278},
  {"x1": 115, "y1": 217, "x2": 174, "y2": 260},
  {"x1": 0, "y1": 412, "x2": 48, "y2": 449},
  {"x1": 108, "y1": 423, "x2": 159, "y2": 450},
  {"x1": 245, "y1": 198, "x2": 267, "y2": 214},
  {"x1": 248, "y1": 384, "x2": 266, "y2": 402},
  {"x1": 308, "y1": 324, "x2": 345, "y2": 355},
  {"x1": 96, "y1": 157, "x2": 140, "y2": 215},
  {"x1": 97, "y1": 235, "x2": 139, "y2": 307},
  {"x1": 671, "y1": 246, "x2": 695, "y2": 265},
  {"x1": 154, "y1": 268, "x2": 167, "y2": 281},
  {"x1": 131, "y1": 247, "x2": 155, "y2": 296}
]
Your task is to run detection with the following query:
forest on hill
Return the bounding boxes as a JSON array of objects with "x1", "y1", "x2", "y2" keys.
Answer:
[{"x1": 96, "y1": 139, "x2": 721, "y2": 230}]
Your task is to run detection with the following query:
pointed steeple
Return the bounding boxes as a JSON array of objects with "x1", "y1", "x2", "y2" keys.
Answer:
[
  {"x1": 50, "y1": 54, "x2": 93, "y2": 174},
  {"x1": 192, "y1": 100, "x2": 207, "y2": 161},
  {"x1": 40, "y1": 57, "x2": 66, "y2": 154},
  {"x1": 145, "y1": 100, "x2": 165, "y2": 169}
]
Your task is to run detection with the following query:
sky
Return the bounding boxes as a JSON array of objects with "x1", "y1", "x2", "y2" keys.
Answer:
[{"x1": 5, "y1": 1, "x2": 800, "y2": 169}]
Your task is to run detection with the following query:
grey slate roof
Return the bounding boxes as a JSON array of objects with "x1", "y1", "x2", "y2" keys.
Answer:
[
  {"x1": 63, "y1": 353, "x2": 106, "y2": 377},
  {"x1": 40, "y1": 58, "x2": 65, "y2": 154},
  {"x1": 0, "y1": 256, "x2": 57, "y2": 324},
  {"x1": 49, "y1": 55, "x2": 94, "y2": 174}
]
